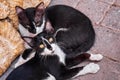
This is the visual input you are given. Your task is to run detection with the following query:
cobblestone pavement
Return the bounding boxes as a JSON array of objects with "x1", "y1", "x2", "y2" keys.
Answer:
[{"x1": 1, "y1": 0, "x2": 120, "y2": 80}]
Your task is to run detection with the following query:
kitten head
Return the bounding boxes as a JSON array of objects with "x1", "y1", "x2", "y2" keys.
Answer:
[
  {"x1": 31, "y1": 31, "x2": 56, "y2": 56},
  {"x1": 16, "y1": 2, "x2": 46, "y2": 36}
]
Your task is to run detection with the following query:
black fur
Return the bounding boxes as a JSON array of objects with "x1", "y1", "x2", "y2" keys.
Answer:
[
  {"x1": 16, "y1": 4, "x2": 95, "y2": 59},
  {"x1": 45, "y1": 5, "x2": 95, "y2": 58},
  {"x1": 6, "y1": 32, "x2": 92, "y2": 80}
]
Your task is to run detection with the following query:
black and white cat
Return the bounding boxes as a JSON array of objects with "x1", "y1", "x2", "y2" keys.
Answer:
[
  {"x1": 6, "y1": 32, "x2": 102, "y2": 80},
  {"x1": 15, "y1": 3, "x2": 95, "y2": 67}
]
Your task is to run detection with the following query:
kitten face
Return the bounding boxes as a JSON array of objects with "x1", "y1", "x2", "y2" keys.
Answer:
[
  {"x1": 31, "y1": 32, "x2": 56, "y2": 56},
  {"x1": 40, "y1": 37, "x2": 55, "y2": 55},
  {"x1": 31, "y1": 32, "x2": 66, "y2": 64},
  {"x1": 16, "y1": 3, "x2": 46, "y2": 37}
]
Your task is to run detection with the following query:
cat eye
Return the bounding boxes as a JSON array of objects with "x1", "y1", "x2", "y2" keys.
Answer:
[
  {"x1": 39, "y1": 44, "x2": 44, "y2": 48},
  {"x1": 48, "y1": 38, "x2": 53, "y2": 42}
]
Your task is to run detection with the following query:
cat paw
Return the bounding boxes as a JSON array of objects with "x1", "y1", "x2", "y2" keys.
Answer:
[
  {"x1": 84, "y1": 63, "x2": 100, "y2": 74},
  {"x1": 74, "y1": 63, "x2": 100, "y2": 77},
  {"x1": 89, "y1": 54, "x2": 103, "y2": 61}
]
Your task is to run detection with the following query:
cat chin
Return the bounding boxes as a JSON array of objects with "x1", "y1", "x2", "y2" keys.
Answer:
[
  {"x1": 41, "y1": 52, "x2": 54, "y2": 56},
  {"x1": 41, "y1": 48, "x2": 55, "y2": 56}
]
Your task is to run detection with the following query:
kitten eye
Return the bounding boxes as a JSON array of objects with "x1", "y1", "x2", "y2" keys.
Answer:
[
  {"x1": 48, "y1": 38, "x2": 53, "y2": 42},
  {"x1": 39, "y1": 44, "x2": 44, "y2": 48}
]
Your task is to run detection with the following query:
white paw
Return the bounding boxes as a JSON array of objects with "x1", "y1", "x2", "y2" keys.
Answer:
[
  {"x1": 89, "y1": 54, "x2": 103, "y2": 61},
  {"x1": 73, "y1": 63, "x2": 100, "y2": 78},
  {"x1": 84, "y1": 63, "x2": 100, "y2": 74}
]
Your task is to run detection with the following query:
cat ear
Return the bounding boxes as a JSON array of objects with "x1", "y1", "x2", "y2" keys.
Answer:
[
  {"x1": 34, "y1": 2, "x2": 45, "y2": 23},
  {"x1": 15, "y1": 6, "x2": 29, "y2": 24},
  {"x1": 45, "y1": 20, "x2": 54, "y2": 33},
  {"x1": 15, "y1": 6, "x2": 24, "y2": 15}
]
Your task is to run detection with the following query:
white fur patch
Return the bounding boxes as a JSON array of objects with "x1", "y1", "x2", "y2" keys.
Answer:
[
  {"x1": 89, "y1": 53, "x2": 103, "y2": 61},
  {"x1": 33, "y1": 16, "x2": 46, "y2": 35},
  {"x1": 41, "y1": 48, "x2": 54, "y2": 56},
  {"x1": 54, "y1": 28, "x2": 68, "y2": 37},
  {"x1": 14, "y1": 51, "x2": 35, "y2": 68},
  {"x1": 52, "y1": 44, "x2": 66, "y2": 64},
  {"x1": 18, "y1": 24, "x2": 30, "y2": 37},
  {"x1": 73, "y1": 63, "x2": 100, "y2": 78},
  {"x1": 41, "y1": 43, "x2": 66, "y2": 64},
  {"x1": 44, "y1": 73, "x2": 56, "y2": 80}
]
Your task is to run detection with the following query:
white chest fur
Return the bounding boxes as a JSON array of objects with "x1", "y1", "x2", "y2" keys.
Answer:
[
  {"x1": 52, "y1": 44, "x2": 66, "y2": 64},
  {"x1": 41, "y1": 43, "x2": 66, "y2": 65}
]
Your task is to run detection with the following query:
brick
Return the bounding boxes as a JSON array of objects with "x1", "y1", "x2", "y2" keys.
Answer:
[
  {"x1": 101, "y1": 6, "x2": 120, "y2": 30},
  {"x1": 91, "y1": 25, "x2": 120, "y2": 61},
  {"x1": 76, "y1": 0, "x2": 110, "y2": 24},
  {"x1": 50, "y1": 0, "x2": 80, "y2": 8}
]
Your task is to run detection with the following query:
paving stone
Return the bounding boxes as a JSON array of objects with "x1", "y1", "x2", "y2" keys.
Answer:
[
  {"x1": 50, "y1": 0, "x2": 80, "y2": 8},
  {"x1": 101, "y1": 6, "x2": 120, "y2": 30},
  {"x1": 75, "y1": 58, "x2": 120, "y2": 80},
  {"x1": 98, "y1": 0, "x2": 115, "y2": 4},
  {"x1": 76, "y1": 0, "x2": 110, "y2": 24},
  {"x1": 90, "y1": 25, "x2": 120, "y2": 61},
  {"x1": 115, "y1": 0, "x2": 120, "y2": 6}
]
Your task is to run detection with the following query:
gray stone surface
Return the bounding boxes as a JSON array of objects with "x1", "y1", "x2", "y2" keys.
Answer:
[
  {"x1": 101, "y1": 6, "x2": 120, "y2": 30},
  {"x1": 115, "y1": 0, "x2": 120, "y2": 6},
  {"x1": 1, "y1": 0, "x2": 120, "y2": 80},
  {"x1": 76, "y1": 0, "x2": 110, "y2": 24}
]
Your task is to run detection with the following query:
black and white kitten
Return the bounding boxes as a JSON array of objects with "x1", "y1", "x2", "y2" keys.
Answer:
[
  {"x1": 6, "y1": 32, "x2": 102, "y2": 80},
  {"x1": 15, "y1": 3, "x2": 95, "y2": 67}
]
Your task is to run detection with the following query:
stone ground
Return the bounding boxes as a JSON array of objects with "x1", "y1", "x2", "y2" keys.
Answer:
[{"x1": 1, "y1": 0, "x2": 120, "y2": 80}]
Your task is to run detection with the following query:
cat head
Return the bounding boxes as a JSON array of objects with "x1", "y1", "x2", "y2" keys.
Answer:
[
  {"x1": 30, "y1": 31, "x2": 56, "y2": 56},
  {"x1": 16, "y1": 2, "x2": 53, "y2": 37}
]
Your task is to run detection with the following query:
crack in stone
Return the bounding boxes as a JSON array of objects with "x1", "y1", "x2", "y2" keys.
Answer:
[
  {"x1": 90, "y1": 49, "x2": 120, "y2": 63},
  {"x1": 96, "y1": 0, "x2": 116, "y2": 25},
  {"x1": 94, "y1": 23, "x2": 120, "y2": 33},
  {"x1": 75, "y1": 0, "x2": 82, "y2": 8},
  {"x1": 104, "y1": 55, "x2": 120, "y2": 63},
  {"x1": 98, "y1": 0, "x2": 116, "y2": 5}
]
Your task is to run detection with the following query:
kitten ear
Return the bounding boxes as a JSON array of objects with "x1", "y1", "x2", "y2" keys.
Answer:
[
  {"x1": 34, "y1": 2, "x2": 45, "y2": 23},
  {"x1": 36, "y1": 2, "x2": 45, "y2": 10},
  {"x1": 15, "y1": 6, "x2": 24, "y2": 15},
  {"x1": 45, "y1": 20, "x2": 54, "y2": 33},
  {"x1": 15, "y1": 6, "x2": 29, "y2": 24}
]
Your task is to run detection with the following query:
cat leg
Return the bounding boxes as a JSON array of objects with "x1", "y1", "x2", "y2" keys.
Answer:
[
  {"x1": 66, "y1": 53, "x2": 90, "y2": 67},
  {"x1": 66, "y1": 53, "x2": 103, "y2": 67},
  {"x1": 61, "y1": 63, "x2": 100, "y2": 79},
  {"x1": 14, "y1": 49, "x2": 35, "y2": 68},
  {"x1": 72, "y1": 63, "x2": 100, "y2": 79}
]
